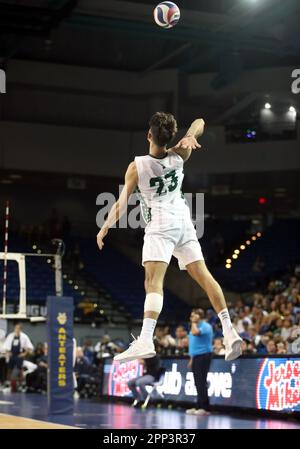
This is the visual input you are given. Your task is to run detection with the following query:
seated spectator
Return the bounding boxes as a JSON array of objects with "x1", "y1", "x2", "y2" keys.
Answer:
[
  {"x1": 160, "y1": 326, "x2": 176, "y2": 349},
  {"x1": 287, "y1": 324, "x2": 300, "y2": 353},
  {"x1": 154, "y1": 326, "x2": 175, "y2": 355},
  {"x1": 74, "y1": 347, "x2": 92, "y2": 395},
  {"x1": 26, "y1": 343, "x2": 48, "y2": 393},
  {"x1": 213, "y1": 338, "x2": 225, "y2": 355},
  {"x1": 246, "y1": 341, "x2": 257, "y2": 354},
  {"x1": 266, "y1": 339, "x2": 277, "y2": 354},
  {"x1": 3, "y1": 324, "x2": 34, "y2": 392},
  {"x1": 32, "y1": 342, "x2": 45, "y2": 364},
  {"x1": 256, "y1": 335, "x2": 270, "y2": 354},
  {"x1": 276, "y1": 341, "x2": 287, "y2": 354},
  {"x1": 127, "y1": 353, "x2": 161, "y2": 407},
  {"x1": 213, "y1": 321, "x2": 223, "y2": 339},
  {"x1": 236, "y1": 310, "x2": 252, "y2": 333},
  {"x1": 82, "y1": 339, "x2": 95, "y2": 364},
  {"x1": 95, "y1": 334, "x2": 118, "y2": 360},
  {"x1": 281, "y1": 318, "x2": 293, "y2": 341},
  {"x1": 240, "y1": 321, "x2": 251, "y2": 340},
  {"x1": 174, "y1": 325, "x2": 189, "y2": 355},
  {"x1": 206, "y1": 309, "x2": 217, "y2": 325}
]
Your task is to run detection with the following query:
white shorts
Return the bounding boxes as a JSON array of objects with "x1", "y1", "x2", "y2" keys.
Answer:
[{"x1": 142, "y1": 216, "x2": 204, "y2": 270}]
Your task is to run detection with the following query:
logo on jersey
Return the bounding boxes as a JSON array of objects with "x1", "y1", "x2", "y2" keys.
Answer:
[
  {"x1": 108, "y1": 360, "x2": 144, "y2": 397},
  {"x1": 256, "y1": 358, "x2": 300, "y2": 411}
]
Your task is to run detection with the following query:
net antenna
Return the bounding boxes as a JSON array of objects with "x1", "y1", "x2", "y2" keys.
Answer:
[
  {"x1": 2, "y1": 201, "x2": 10, "y2": 317},
  {"x1": 0, "y1": 204, "x2": 64, "y2": 321}
]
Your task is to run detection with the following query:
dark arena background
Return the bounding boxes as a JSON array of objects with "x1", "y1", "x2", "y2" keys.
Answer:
[{"x1": 0, "y1": 0, "x2": 299, "y2": 437}]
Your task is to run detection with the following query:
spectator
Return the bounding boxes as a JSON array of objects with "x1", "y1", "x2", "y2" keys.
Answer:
[
  {"x1": 127, "y1": 353, "x2": 161, "y2": 407},
  {"x1": 82, "y1": 340, "x2": 95, "y2": 364},
  {"x1": 186, "y1": 309, "x2": 213, "y2": 416},
  {"x1": 276, "y1": 342, "x2": 287, "y2": 355},
  {"x1": 74, "y1": 347, "x2": 92, "y2": 395},
  {"x1": 26, "y1": 343, "x2": 48, "y2": 393},
  {"x1": 281, "y1": 318, "x2": 293, "y2": 341},
  {"x1": 32, "y1": 343, "x2": 45, "y2": 364},
  {"x1": 174, "y1": 325, "x2": 189, "y2": 355},
  {"x1": 256, "y1": 335, "x2": 270, "y2": 354},
  {"x1": 240, "y1": 321, "x2": 251, "y2": 340},
  {"x1": 236, "y1": 310, "x2": 252, "y2": 333},
  {"x1": 213, "y1": 338, "x2": 225, "y2": 355},
  {"x1": 206, "y1": 309, "x2": 218, "y2": 327},
  {"x1": 160, "y1": 326, "x2": 176, "y2": 350},
  {"x1": 246, "y1": 341, "x2": 257, "y2": 354},
  {"x1": 95, "y1": 335, "x2": 118, "y2": 360},
  {"x1": 266, "y1": 340, "x2": 277, "y2": 354},
  {"x1": 287, "y1": 325, "x2": 300, "y2": 353},
  {"x1": 3, "y1": 324, "x2": 34, "y2": 392}
]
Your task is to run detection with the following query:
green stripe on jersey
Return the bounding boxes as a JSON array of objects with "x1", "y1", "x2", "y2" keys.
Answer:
[{"x1": 135, "y1": 186, "x2": 152, "y2": 223}]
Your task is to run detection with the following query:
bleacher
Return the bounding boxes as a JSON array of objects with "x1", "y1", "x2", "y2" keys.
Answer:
[
  {"x1": 214, "y1": 219, "x2": 300, "y2": 292},
  {"x1": 77, "y1": 236, "x2": 191, "y2": 322}
]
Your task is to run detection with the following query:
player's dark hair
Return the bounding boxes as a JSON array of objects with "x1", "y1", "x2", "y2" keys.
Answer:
[{"x1": 149, "y1": 112, "x2": 178, "y2": 147}]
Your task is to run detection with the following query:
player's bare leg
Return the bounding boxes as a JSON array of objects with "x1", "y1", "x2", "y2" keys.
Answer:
[
  {"x1": 114, "y1": 261, "x2": 167, "y2": 363},
  {"x1": 186, "y1": 260, "x2": 242, "y2": 361}
]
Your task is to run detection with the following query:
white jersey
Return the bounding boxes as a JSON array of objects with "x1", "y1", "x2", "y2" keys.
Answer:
[{"x1": 134, "y1": 151, "x2": 188, "y2": 225}]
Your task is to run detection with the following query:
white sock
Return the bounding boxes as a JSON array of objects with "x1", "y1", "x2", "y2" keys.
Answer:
[
  {"x1": 218, "y1": 308, "x2": 233, "y2": 335},
  {"x1": 140, "y1": 318, "x2": 157, "y2": 342}
]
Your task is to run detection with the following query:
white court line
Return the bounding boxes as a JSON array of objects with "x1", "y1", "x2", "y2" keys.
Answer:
[{"x1": 0, "y1": 401, "x2": 14, "y2": 405}]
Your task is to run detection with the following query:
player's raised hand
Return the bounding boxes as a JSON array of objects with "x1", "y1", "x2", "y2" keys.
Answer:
[
  {"x1": 97, "y1": 227, "x2": 108, "y2": 250},
  {"x1": 174, "y1": 135, "x2": 201, "y2": 151}
]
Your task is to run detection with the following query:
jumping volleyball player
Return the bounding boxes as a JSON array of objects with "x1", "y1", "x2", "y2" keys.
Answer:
[{"x1": 97, "y1": 113, "x2": 242, "y2": 362}]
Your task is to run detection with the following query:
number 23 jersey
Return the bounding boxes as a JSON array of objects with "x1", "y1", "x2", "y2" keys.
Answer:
[{"x1": 134, "y1": 151, "x2": 189, "y2": 227}]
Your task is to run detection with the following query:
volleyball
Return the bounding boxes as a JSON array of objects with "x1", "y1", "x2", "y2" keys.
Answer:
[{"x1": 154, "y1": 2, "x2": 180, "y2": 29}]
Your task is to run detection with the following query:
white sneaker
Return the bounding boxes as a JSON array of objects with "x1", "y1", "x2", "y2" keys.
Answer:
[
  {"x1": 74, "y1": 391, "x2": 80, "y2": 399},
  {"x1": 113, "y1": 335, "x2": 156, "y2": 363},
  {"x1": 224, "y1": 328, "x2": 243, "y2": 361},
  {"x1": 194, "y1": 409, "x2": 210, "y2": 416},
  {"x1": 186, "y1": 408, "x2": 197, "y2": 415}
]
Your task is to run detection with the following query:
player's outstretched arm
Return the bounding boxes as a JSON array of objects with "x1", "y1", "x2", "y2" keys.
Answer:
[
  {"x1": 172, "y1": 118, "x2": 205, "y2": 162},
  {"x1": 96, "y1": 161, "x2": 138, "y2": 250}
]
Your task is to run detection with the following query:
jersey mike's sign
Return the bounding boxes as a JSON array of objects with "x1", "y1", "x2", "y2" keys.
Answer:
[
  {"x1": 256, "y1": 358, "x2": 300, "y2": 411},
  {"x1": 102, "y1": 356, "x2": 300, "y2": 413},
  {"x1": 108, "y1": 359, "x2": 144, "y2": 397}
]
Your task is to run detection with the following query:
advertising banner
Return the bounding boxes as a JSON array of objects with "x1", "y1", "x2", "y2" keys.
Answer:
[{"x1": 102, "y1": 356, "x2": 300, "y2": 413}]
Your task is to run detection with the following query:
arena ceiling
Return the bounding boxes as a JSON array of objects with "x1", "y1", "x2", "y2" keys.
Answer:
[{"x1": 0, "y1": 0, "x2": 300, "y2": 75}]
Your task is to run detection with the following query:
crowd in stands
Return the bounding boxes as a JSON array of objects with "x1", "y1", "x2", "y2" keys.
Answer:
[
  {"x1": 153, "y1": 267, "x2": 300, "y2": 357},
  {"x1": 0, "y1": 267, "x2": 299, "y2": 396}
]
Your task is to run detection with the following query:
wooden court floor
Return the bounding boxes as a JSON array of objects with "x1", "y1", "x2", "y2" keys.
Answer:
[{"x1": 0, "y1": 413, "x2": 77, "y2": 429}]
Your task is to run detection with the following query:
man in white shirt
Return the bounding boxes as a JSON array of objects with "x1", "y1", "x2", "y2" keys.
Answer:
[{"x1": 3, "y1": 324, "x2": 34, "y2": 386}]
